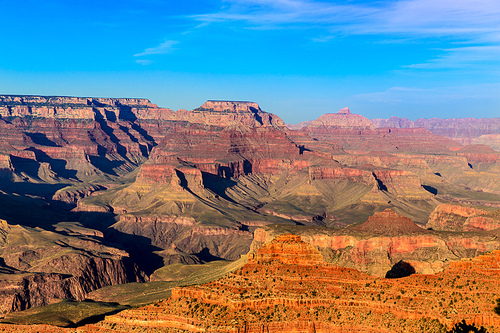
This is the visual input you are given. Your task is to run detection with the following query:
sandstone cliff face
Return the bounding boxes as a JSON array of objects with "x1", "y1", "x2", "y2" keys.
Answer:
[
  {"x1": 65, "y1": 235, "x2": 500, "y2": 333},
  {"x1": 456, "y1": 144, "x2": 500, "y2": 164},
  {"x1": 251, "y1": 210, "x2": 500, "y2": 277},
  {"x1": 247, "y1": 234, "x2": 325, "y2": 265},
  {"x1": 109, "y1": 216, "x2": 253, "y2": 262},
  {"x1": 0, "y1": 96, "x2": 286, "y2": 183}
]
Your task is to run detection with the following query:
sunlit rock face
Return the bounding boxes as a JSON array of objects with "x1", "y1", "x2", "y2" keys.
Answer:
[{"x1": 60, "y1": 235, "x2": 500, "y2": 333}]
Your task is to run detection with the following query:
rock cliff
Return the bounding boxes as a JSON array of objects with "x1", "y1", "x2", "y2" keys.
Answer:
[
  {"x1": 0, "y1": 219, "x2": 146, "y2": 314},
  {"x1": 427, "y1": 204, "x2": 500, "y2": 231},
  {"x1": 0, "y1": 94, "x2": 500, "y2": 331},
  {"x1": 57, "y1": 234, "x2": 500, "y2": 333},
  {"x1": 251, "y1": 210, "x2": 500, "y2": 277}
]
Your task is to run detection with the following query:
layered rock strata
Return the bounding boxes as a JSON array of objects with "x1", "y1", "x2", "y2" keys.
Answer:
[
  {"x1": 427, "y1": 204, "x2": 500, "y2": 231},
  {"x1": 251, "y1": 210, "x2": 500, "y2": 277},
  {"x1": 51, "y1": 234, "x2": 500, "y2": 333}
]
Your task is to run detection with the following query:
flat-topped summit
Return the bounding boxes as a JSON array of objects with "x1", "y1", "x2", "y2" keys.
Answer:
[
  {"x1": 188, "y1": 100, "x2": 284, "y2": 127},
  {"x1": 0, "y1": 94, "x2": 155, "y2": 108},
  {"x1": 198, "y1": 100, "x2": 262, "y2": 113},
  {"x1": 0, "y1": 95, "x2": 285, "y2": 127}
]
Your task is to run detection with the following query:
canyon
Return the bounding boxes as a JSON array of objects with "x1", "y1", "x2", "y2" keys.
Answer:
[
  {"x1": 0, "y1": 95, "x2": 499, "y2": 331},
  {"x1": 4, "y1": 233, "x2": 499, "y2": 332}
]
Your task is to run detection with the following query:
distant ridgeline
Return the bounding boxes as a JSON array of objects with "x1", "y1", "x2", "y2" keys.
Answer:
[
  {"x1": 0, "y1": 95, "x2": 284, "y2": 127},
  {"x1": 0, "y1": 95, "x2": 155, "y2": 120}
]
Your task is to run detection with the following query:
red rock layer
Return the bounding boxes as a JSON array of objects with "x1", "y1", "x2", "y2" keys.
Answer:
[
  {"x1": 305, "y1": 108, "x2": 374, "y2": 130},
  {"x1": 55, "y1": 235, "x2": 500, "y2": 333},
  {"x1": 247, "y1": 234, "x2": 325, "y2": 265},
  {"x1": 136, "y1": 123, "x2": 309, "y2": 185},
  {"x1": 427, "y1": 204, "x2": 500, "y2": 231},
  {"x1": 252, "y1": 210, "x2": 500, "y2": 277},
  {"x1": 0, "y1": 96, "x2": 285, "y2": 182},
  {"x1": 303, "y1": 127, "x2": 462, "y2": 154},
  {"x1": 456, "y1": 144, "x2": 500, "y2": 164}
]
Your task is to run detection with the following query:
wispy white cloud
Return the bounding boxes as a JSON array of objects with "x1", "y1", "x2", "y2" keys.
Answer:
[
  {"x1": 195, "y1": 0, "x2": 500, "y2": 38},
  {"x1": 135, "y1": 59, "x2": 154, "y2": 66},
  {"x1": 405, "y1": 45, "x2": 500, "y2": 69},
  {"x1": 369, "y1": 0, "x2": 500, "y2": 37},
  {"x1": 134, "y1": 40, "x2": 179, "y2": 57},
  {"x1": 192, "y1": 0, "x2": 500, "y2": 70},
  {"x1": 312, "y1": 35, "x2": 335, "y2": 43},
  {"x1": 192, "y1": 0, "x2": 374, "y2": 27},
  {"x1": 355, "y1": 87, "x2": 426, "y2": 104}
]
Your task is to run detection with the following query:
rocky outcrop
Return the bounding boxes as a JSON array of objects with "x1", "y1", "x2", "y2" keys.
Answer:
[
  {"x1": 247, "y1": 234, "x2": 325, "y2": 265},
  {"x1": 251, "y1": 210, "x2": 500, "y2": 277},
  {"x1": 308, "y1": 166, "x2": 430, "y2": 199},
  {"x1": 304, "y1": 107, "x2": 374, "y2": 130},
  {"x1": 352, "y1": 208, "x2": 424, "y2": 235},
  {"x1": 0, "y1": 220, "x2": 146, "y2": 314},
  {"x1": 427, "y1": 204, "x2": 500, "y2": 231},
  {"x1": 109, "y1": 217, "x2": 253, "y2": 262},
  {"x1": 70, "y1": 235, "x2": 500, "y2": 333},
  {"x1": 51, "y1": 185, "x2": 107, "y2": 204}
]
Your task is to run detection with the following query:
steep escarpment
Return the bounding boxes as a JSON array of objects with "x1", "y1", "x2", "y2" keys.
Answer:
[
  {"x1": 0, "y1": 96, "x2": 284, "y2": 184},
  {"x1": 251, "y1": 210, "x2": 500, "y2": 277},
  {"x1": 0, "y1": 219, "x2": 145, "y2": 314},
  {"x1": 76, "y1": 103, "x2": 500, "y2": 270},
  {"x1": 1, "y1": 94, "x2": 500, "y2": 332},
  {"x1": 0, "y1": 95, "x2": 158, "y2": 182},
  {"x1": 69, "y1": 235, "x2": 500, "y2": 333}
]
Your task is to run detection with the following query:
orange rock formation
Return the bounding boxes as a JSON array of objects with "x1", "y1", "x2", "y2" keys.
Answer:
[{"x1": 25, "y1": 234, "x2": 498, "y2": 333}]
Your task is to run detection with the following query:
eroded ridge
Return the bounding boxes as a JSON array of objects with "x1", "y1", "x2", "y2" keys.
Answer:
[{"x1": 45, "y1": 235, "x2": 500, "y2": 333}]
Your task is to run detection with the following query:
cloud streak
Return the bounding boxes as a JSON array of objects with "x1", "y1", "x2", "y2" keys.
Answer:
[
  {"x1": 134, "y1": 40, "x2": 179, "y2": 57},
  {"x1": 192, "y1": 0, "x2": 500, "y2": 70},
  {"x1": 194, "y1": 0, "x2": 500, "y2": 39},
  {"x1": 405, "y1": 45, "x2": 500, "y2": 69}
]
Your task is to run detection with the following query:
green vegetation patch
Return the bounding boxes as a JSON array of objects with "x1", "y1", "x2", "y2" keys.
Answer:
[
  {"x1": 89, "y1": 257, "x2": 247, "y2": 307},
  {"x1": 0, "y1": 299, "x2": 128, "y2": 327}
]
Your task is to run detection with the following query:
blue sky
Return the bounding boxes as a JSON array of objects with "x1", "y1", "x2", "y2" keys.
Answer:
[{"x1": 0, "y1": 0, "x2": 498, "y2": 123}]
